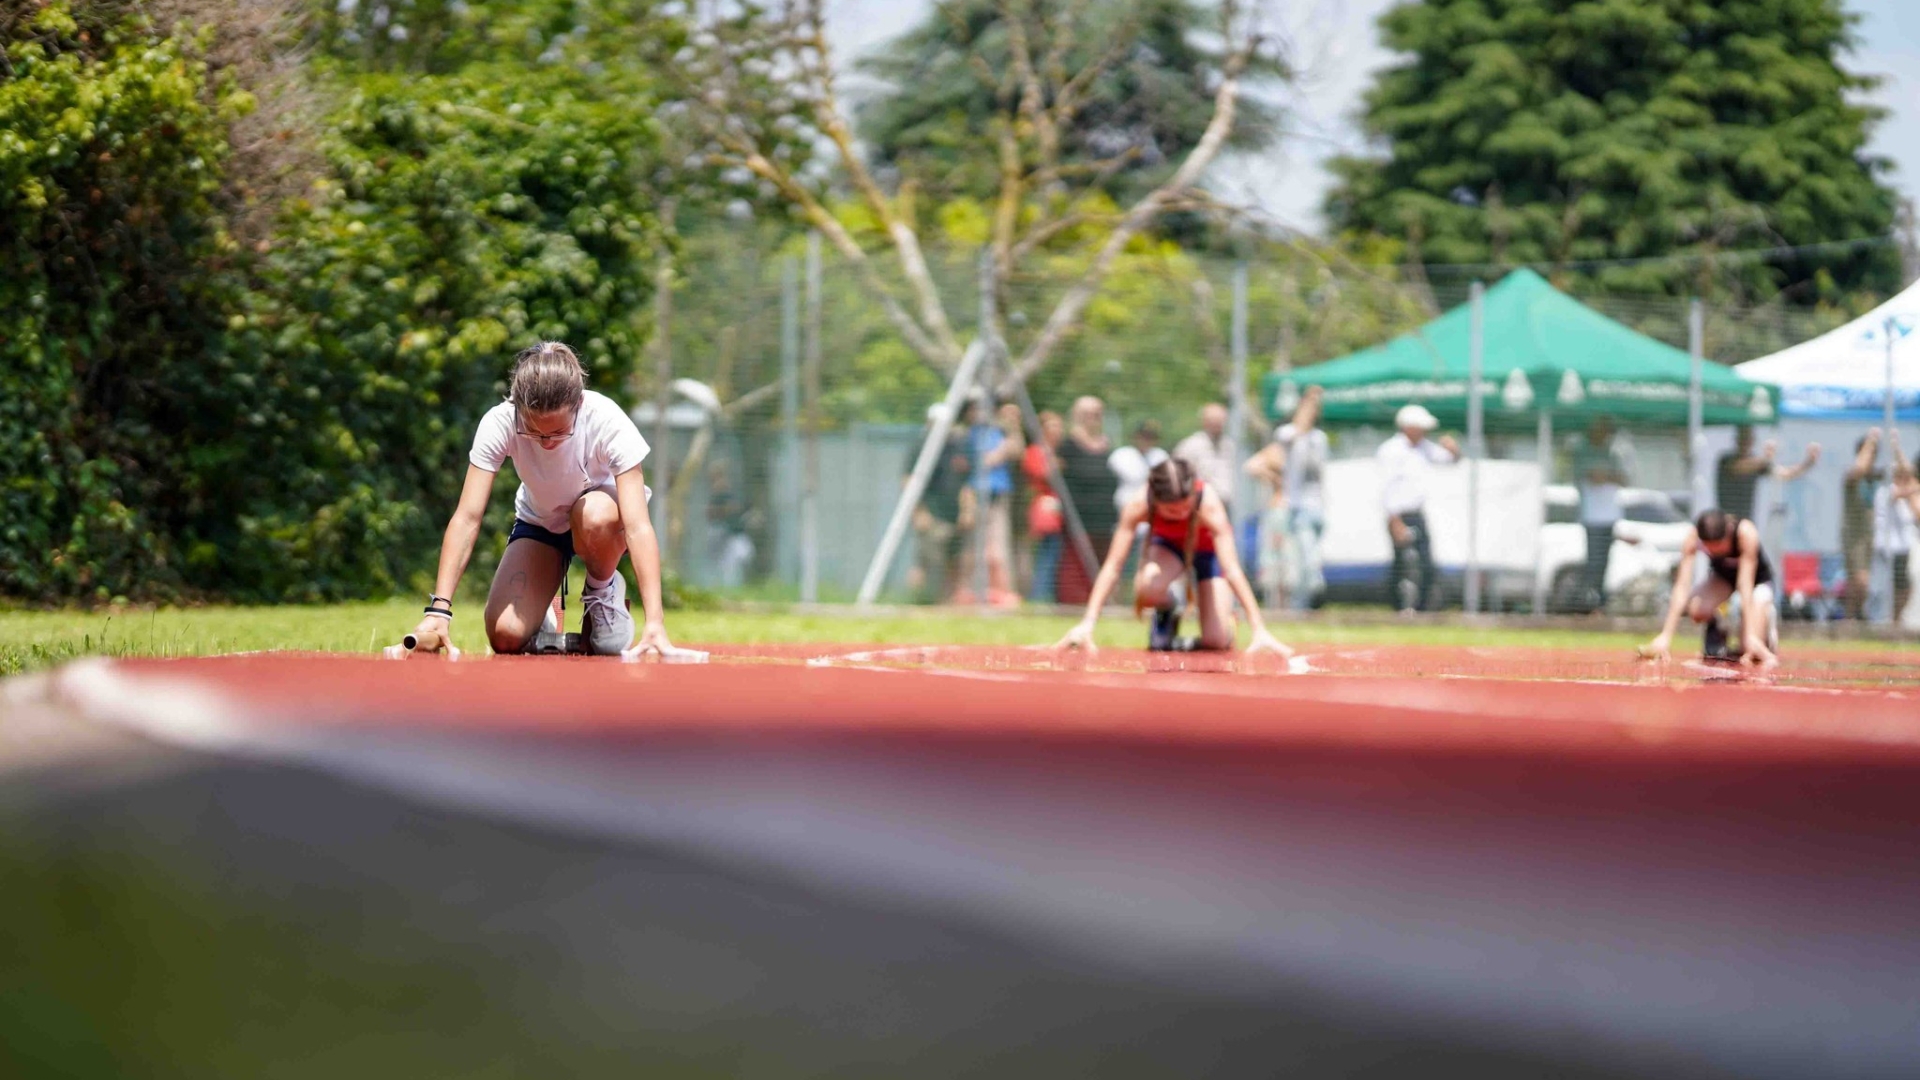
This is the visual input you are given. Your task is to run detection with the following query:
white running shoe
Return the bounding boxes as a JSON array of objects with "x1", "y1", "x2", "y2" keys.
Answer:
[{"x1": 581, "y1": 573, "x2": 634, "y2": 656}]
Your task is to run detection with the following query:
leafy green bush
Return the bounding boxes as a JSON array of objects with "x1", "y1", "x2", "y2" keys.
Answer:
[
  {"x1": 217, "y1": 63, "x2": 663, "y2": 600},
  {"x1": 1, "y1": 1, "x2": 252, "y2": 600},
  {"x1": 2, "y1": 1, "x2": 671, "y2": 603}
]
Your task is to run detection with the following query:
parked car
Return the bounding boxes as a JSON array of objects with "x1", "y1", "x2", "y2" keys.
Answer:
[{"x1": 1537, "y1": 485, "x2": 1691, "y2": 614}]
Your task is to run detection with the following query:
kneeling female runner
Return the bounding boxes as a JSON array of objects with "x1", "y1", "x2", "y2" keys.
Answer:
[{"x1": 1055, "y1": 458, "x2": 1291, "y2": 657}]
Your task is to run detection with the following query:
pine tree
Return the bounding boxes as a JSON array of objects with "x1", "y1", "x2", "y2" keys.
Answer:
[{"x1": 1327, "y1": 0, "x2": 1901, "y2": 303}]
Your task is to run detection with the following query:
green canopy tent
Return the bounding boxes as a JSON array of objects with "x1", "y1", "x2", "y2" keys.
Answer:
[{"x1": 1260, "y1": 269, "x2": 1778, "y2": 432}]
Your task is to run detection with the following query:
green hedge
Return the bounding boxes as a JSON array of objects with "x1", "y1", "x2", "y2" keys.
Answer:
[{"x1": 1, "y1": 2, "x2": 667, "y2": 603}]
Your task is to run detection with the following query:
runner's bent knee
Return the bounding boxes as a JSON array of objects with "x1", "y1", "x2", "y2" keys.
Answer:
[
  {"x1": 487, "y1": 613, "x2": 533, "y2": 654},
  {"x1": 572, "y1": 490, "x2": 621, "y2": 535}
]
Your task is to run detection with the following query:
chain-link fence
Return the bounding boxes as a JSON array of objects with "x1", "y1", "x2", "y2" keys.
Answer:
[{"x1": 639, "y1": 225, "x2": 1874, "y2": 614}]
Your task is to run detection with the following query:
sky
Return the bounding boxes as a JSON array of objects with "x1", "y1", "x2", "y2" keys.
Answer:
[{"x1": 825, "y1": 0, "x2": 1920, "y2": 236}]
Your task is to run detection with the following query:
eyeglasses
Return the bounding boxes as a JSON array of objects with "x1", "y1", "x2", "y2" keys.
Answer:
[{"x1": 516, "y1": 409, "x2": 579, "y2": 445}]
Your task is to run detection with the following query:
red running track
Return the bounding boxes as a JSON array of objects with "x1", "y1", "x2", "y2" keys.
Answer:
[{"x1": 20, "y1": 645, "x2": 1920, "y2": 1078}]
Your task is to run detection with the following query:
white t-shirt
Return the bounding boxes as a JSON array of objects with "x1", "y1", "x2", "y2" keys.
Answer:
[
  {"x1": 1873, "y1": 486, "x2": 1917, "y2": 555},
  {"x1": 1108, "y1": 445, "x2": 1169, "y2": 511},
  {"x1": 1275, "y1": 423, "x2": 1329, "y2": 515},
  {"x1": 1377, "y1": 432, "x2": 1454, "y2": 516},
  {"x1": 469, "y1": 390, "x2": 651, "y2": 532}
]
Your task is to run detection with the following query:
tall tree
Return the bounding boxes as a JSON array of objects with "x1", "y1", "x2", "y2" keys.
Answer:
[
  {"x1": 1326, "y1": 0, "x2": 1901, "y2": 303},
  {"x1": 856, "y1": 0, "x2": 1284, "y2": 205},
  {"x1": 668, "y1": 0, "x2": 1280, "y2": 390}
]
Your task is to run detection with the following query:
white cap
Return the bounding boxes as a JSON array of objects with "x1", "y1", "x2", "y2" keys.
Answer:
[{"x1": 1396, "y1": 404, "x2": 1439, "y2": 431}]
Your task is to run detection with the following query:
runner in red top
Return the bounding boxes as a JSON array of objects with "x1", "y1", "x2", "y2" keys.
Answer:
[{"x1": 1056, "y1": 459, "x2": 1290, "y2": 656}]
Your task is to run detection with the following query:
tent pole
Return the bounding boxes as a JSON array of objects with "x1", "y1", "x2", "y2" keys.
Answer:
[
  {"x1": 1466, "y1": 281, "x2": 1485, "y2": 615},
  {"x1": 1534, "y1": 407, "x2": 1552, "y2": 615},
  {"x1": 1688, "y1": 298, "x2": 1709, "y2": 516}
]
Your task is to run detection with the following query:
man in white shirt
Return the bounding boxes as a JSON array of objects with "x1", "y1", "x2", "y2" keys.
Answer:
[
  {"x1": 1869, "y1": 448, "x2": 1916, "y2": 625},
  {"x1": 1277, "y1": 388, "x2": 1330, "y2": 609},
  {"x1": 1377, "y1": 404, "x2": 1459, "y2": 612},
  {"x1": 1108, "y1": 420, "x2": 1168, "y2": 512},
  {"x1": 1173, "y1": 403, "x2": 1236, "y2": 495},
  {"x1": 1570, "y1": 416, "x2": 1629, "y2": 613}
]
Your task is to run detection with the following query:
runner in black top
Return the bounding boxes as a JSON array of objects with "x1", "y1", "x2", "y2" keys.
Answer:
[
  {"x1": 1705, "y1": 516, "x2": 1773, "y2": 588},
  {"x1": 1641, "y1": 509, "x2": 1779, "y2": 669}
]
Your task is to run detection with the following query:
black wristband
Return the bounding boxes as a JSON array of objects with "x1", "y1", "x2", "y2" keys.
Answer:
[{"x1": 423, "y1": 606, "x2": 453, "y2": 620}]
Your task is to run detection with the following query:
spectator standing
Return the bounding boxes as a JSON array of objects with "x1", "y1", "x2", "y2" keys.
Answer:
[
  {"x1": 705, "y1": 461, "x2": 755, "y2": 588},
  {"x1": 1716, "y1": 425, "x2": 1820, "y2": 520},
  {"x1": 1055, "y1": 396, "x2": 1117, "y2": 606},
  {"x1": 1571, "y1": 416, "x2": 1629, "y2": 613},
  {"x1": 955, "y1": 398, "x2": 1024, "y2": 607},
  {"x1": 1377, "y1": 404, "x2": 1459, "y2": 612},
  {"x1": 1842, "y1": 430, "x2": 1883, "y2": 620},
  {"x1": 904, "y1": 404, "x2": 975, "y2": 604},
  {"x1": 1243, "y1": 437, "x2": 1290, "y2": 607},
  {"x1": 1243, "y1": 387, "x2": 1328, "y2": 610},
  {"x1": 1173, "y1": 403, "x2": 1237, "y2": 495},
  {"x1": 1275, "y1": 387, "x2": 1328, "y2": 609},
  {"x1": 1023, "y1": 411, "x2": 1066, "y2": 603},
  {"x1": 1869, "y1": 436, "x2": 1916, "y2": 624}
]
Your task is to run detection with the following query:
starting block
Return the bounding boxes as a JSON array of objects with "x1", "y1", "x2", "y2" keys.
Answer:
[
  {"x1": 526, "y1": 592, "x2": 587, "y2": 654},
  {"x1": 525, "y1": 629, "x2": 589, "y2": 655}
]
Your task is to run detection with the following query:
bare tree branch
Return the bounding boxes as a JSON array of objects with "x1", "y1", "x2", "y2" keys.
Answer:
[
  {"x1": 795, "y1": 0, "x2": 964, "y2": 369},
  {"x1": 1001, "y1": 2, "x2": 1261, "y2": 390}
]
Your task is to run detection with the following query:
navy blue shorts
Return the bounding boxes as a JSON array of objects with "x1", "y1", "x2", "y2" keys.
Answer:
[
  {"x1": 508, "y1": 519, "x2": 575, "y2": 566},
  {"x1": 1149, "y1": 535, "x2": 1220, "y2": 580}
]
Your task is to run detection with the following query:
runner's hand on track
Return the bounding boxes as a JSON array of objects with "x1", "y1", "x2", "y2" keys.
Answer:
[
  {"x1": 1741, "y1": 634, "x2": 1778, "y2": 671},
  {"x1": 621, "y1": 621, "x2": 673, "y2": 661},
  {"x1": 1637, "y1": 634, "x2": 1670, "y2": 662},
  {"x1": 1244, "y1": 629, "x2": 1293, "y2": 659},
  {"x1": 408, "y1": 612, "x2": 450, "y2": 646},
  {"x1": 1054, "y1": 620, "x2": 1097, "y2": 655}
]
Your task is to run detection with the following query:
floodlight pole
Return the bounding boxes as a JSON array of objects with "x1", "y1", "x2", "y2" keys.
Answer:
[
  {"x1": 801, "y1": 232, "x2": 822, "y2": 603},
  {"x1": 1465, "y1": 281, "x2": 1485, "y2": 615},
  {"x1": 973, "y1": 248, "x2": 994, "y2": 609},
  {"x1": 651, "y1": 239, "x2": 674, "y2": 549},
  {"x1": 779, "y1": 254, "x2": 799, "y2": 586},
  {"x1": 1229, "y1": 261, "x2": 1253, "y2": 521}
]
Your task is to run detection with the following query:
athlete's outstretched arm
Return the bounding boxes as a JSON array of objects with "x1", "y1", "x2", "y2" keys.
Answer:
[
  {"x1": 411, "y1": 465, "x2": 495, "y2": 641},
  {"x1": 615, "y1": 466, "x2": 674, "y2": 655},
  {"x1": 1055, "y1": 501, "x2": 1146, "y2": 651},
  {"x1": 1204, "y1": 496, "x2": 1292, "y2": 657},
  {"x1": 1641, "y1": 531, "x2": 1699, "y2": 660},
  {"x1": 1773, "y1": 442, "x2": 1820, "y2": 481}
]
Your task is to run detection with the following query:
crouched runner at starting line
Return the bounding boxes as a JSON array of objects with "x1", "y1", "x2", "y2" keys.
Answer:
[
  {"x1": 1640, "y1": 508, "x2": 1779, "y2": 670},
  {"x1": 1055, "y1": 459, "x2": 1291, "y2": 658},
  {"x1": 405, "y1": 341, "x2": 681, "y2": 658}
]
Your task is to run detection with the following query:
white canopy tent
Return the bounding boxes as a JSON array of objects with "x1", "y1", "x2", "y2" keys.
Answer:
[{"x1": 1737, "y1": 280, "x2": 1920, "y2": 422}]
